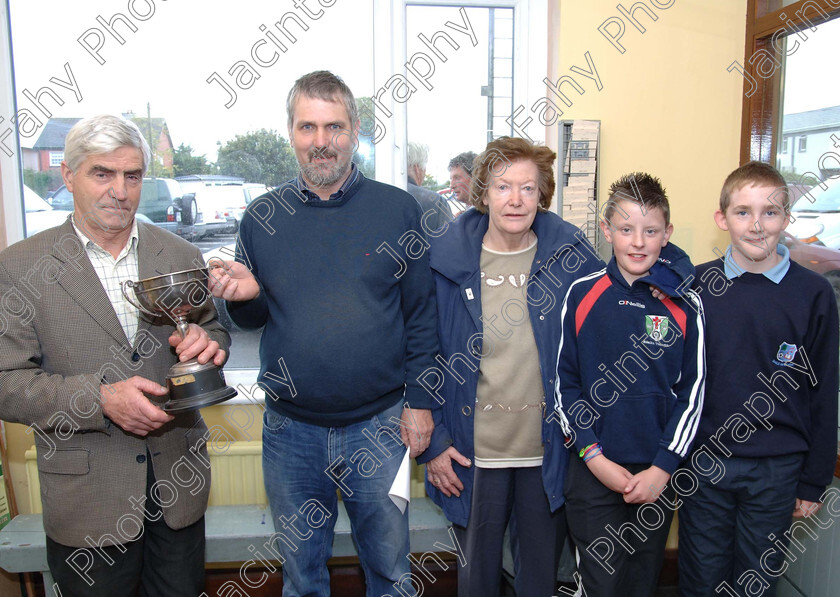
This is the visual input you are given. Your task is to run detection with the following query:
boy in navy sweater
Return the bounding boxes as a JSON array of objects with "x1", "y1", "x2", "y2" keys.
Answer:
[
  {"x1": 555, "y1": 173, "x2": 705, "y2": 596},
  {"x1": 679, "y1": 162, "x2": 839, "y2": 597}
]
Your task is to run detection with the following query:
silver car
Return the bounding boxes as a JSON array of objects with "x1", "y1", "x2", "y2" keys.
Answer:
[{"x1": 787, "y1": 177, "x2": 840, "y2": 248}]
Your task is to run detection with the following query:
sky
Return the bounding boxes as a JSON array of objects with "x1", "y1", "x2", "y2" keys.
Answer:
[
  {"x1": 7, "y1": 0, "x2": 501, "y2": 183},
  {"x1": 781, "y1": 15, "x2": 840, "y2": 115},
  {"x1": 7, "y1": 1, "x2": 840, "y2": 184}
]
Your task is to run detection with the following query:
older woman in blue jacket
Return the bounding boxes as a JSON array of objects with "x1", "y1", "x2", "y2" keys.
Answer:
[{"x1": 417, "y1": 136, "x2": 603, "y2": 596}]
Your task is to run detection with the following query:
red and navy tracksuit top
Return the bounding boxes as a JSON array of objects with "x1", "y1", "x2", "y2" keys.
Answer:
[{"x1": 554, "y1": 243, "x2": 706, "y2": 473}]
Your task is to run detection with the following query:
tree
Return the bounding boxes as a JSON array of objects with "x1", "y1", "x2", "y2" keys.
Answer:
[
  {"x1": 352, "y1": 153, "x2": 375, "y2": 179},
  {"x1": 173, "y1": 143, "x2": 214, "y2": 177},
  {"x1": 355, "y1": 97, "x2": 377, "y2": 179},
  {"x1": 216, "y1": 129, "x2": 298, "y2": 187},
  {"x1": 146, "y1": 153, "x2": 174, "y2": 178},
  {"x1": 23, "y1": 169, "x2": 63, "y2": 197},
  {"x1": 423, "y1": 173, "x2": 446, "y2": 191}
]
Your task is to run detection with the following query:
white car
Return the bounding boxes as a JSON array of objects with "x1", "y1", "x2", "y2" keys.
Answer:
[
  {"x1": 787, "y1": 177, "x2": 840, "y2": 248},
  {"x1": 24, "y1": 185, "x2": 72, "y2": 237},
  {"x1": 193, "y1": 184, "x2": 270, "y2": 235}
]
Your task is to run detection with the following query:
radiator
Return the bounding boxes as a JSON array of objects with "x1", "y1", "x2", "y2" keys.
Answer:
[
  {"x1": 25, "y1": 440, "x2": 427, "y2": 513},
  {"x1": 24, "y1": 440, "x2": 266, "y2": 513}
]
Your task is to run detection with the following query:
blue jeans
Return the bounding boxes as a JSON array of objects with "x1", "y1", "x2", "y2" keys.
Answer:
[{"x1": 262, "y1": 401, "x2": 412, "y2": 597}]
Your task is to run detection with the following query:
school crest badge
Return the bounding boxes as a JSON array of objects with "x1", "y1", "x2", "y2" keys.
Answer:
[
  {"x1": 776, "y1": 342, "x2": 798, "y2": 363},
  {"x1": 645, "y1": 315, "x2": 670, "y2": 341}
]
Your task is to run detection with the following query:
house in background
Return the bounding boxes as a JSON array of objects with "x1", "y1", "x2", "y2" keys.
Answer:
[
  {"x1": 128, "y1": 112, "x2": 175, "y2": 177},
  {"x1": 778, "y1": 105, "x2": 840, "y2": 179},
  {"x1": 20, "y1": 117, "x2": 77, "y2": 172},
  {"x1": 22, "y1": 113, "x2": 175, "y2": 177}
]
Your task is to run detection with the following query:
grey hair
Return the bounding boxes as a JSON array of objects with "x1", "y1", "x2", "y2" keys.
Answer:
[
  {"x1": 63, "y1": 114, "x2": 151, "y2": 174},
  {"x1": 407, "y1": 142, "x2": 429, "y2": 169},
  {"x1": 286, "y1": 70, "x2": 358, "y2": 131}
]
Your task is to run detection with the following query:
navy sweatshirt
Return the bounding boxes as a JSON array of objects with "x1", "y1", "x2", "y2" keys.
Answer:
[
  {"x1": 692, "y1": 256, "x2": 839, "y2": 502},
  {"x1": 227, "y1": 174, "x2": 439, "y2": 426},
  {"x1": 555, "y1": 243, "x2": 706, "y2": 474}
]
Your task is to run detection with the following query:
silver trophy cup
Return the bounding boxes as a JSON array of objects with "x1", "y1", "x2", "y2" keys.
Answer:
[{"x1": 121, "y1": 267, "x2": 237, "y2": 412}]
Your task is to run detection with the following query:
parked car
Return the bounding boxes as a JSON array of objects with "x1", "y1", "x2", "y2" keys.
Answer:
[
  {"x1": 49, "y1": 177, "x2": 199, "y2": 240},
  {"x1": 176, "y1": 175, "x2": 244, "y2": 193},
  {"x1": 783, "y1": 231, "x2": 840, "y2": 307},
  {"x1": 786, "y1": 177, "x2": 840, "y2": 248},
  {"x1": 24, "y1": 185, "x2": 72, "y2": 237},
  {"x1": 192, "y1": 184, "x2": 270, "y2": 235}
]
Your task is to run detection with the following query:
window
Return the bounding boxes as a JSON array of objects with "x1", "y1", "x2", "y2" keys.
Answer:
[
  {"x1": 48, "y1": 151, "x2": 63, "y2": 167},
  {"x1": 405, "y1": 4, "x2": 516, "y2": 179},
  {"x1": 1, "y1": 0, "x2": 548, "y2": 399},
  {"x1": 740, "y1": 0, "x2": 839, "y2": 171},
  {"x1": 740, "y1": 0, "x2": 840, "y2": 443},
  {"x1": 3, "y1": 0, "x2": 377, "y2": 395}
]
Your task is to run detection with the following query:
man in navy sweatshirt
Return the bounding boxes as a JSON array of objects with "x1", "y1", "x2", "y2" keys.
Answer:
[
  {"x1": 679, "y1": 162, "x2": 839, "y2": 597},
  {"x1": 209, "y1": 71, "x2": 438, "y2": 597}
]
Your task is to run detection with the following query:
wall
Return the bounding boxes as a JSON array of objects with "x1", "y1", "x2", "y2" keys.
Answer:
[{"x1": 547, "y1": 0, "x2": 748, "y2": 261}]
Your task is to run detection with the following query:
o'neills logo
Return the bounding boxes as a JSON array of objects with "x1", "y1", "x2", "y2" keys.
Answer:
[{"x1": 618, "y1": 300, "x2": 644, "y2": 309}]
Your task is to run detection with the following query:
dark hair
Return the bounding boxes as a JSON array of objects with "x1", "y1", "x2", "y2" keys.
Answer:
[
  {"x1": 605, "y1": 172, "x2": 670, "y2": 226},
  {"x1": 469, "y1": 137, "x2": 557, "y2": 213},
  {"x1": 719, "y1": 161, "x2": 789, "y2": 212},
  {"x1": 448, "y1": 151, "x2": 478, "y2": 175},
  {"x1": 286, "y1": 70, "x2": 358, "y2": 131}
]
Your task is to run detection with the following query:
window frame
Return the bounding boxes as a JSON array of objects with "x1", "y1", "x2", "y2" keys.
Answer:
[
  {"x1": 375, "y1": 0, "x2": 547, "y2": 187},
  {"x1": 740, "y1": 0, "x2": 840, "y2": 165},
  {"x1": 1, "y1": 0, "x2": 22, "y2": 246}
]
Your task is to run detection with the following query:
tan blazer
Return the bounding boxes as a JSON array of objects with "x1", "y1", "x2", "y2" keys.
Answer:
[{"x1": 0, "y1": 219, "x2": 230, "y2": 547}]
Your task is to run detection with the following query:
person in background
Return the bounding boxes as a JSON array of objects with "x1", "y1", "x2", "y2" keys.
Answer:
[
  {"x1": 447, "y1": 150, "x2": 478, "y2": 217},
  {"x1": 418, "y1": 136, "x2": 603, "y2": 596},
  {"x1": 407, "y1": 141, "x2": 452, "y2": 235}
]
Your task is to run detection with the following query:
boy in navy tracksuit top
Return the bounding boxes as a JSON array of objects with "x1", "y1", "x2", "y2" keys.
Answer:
[
  {"x1": 679, "y1": 162, "x2": 839, "y2": 597},
  {"x1": 555, "y1": 173, "x2": 705, "y2": 597}
]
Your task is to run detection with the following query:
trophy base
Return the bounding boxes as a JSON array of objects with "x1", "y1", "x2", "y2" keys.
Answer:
[
  {"x1": 164, "y1": 359, "x2": 238, "y2": 413},
  {"x1": 164, "y1": 385, "x2": 238, "y2": 412}
]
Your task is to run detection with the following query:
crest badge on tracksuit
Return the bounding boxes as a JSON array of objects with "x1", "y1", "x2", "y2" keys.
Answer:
[{"x1": 645, "y1": 315, "x2": 670, "y2": 341}]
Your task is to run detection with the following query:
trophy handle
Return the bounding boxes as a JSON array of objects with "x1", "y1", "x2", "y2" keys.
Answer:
[{"x1": 121, "y1": 280, "x2": 159, "y2": 317}]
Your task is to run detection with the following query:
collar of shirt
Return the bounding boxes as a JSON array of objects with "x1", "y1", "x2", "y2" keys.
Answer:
[
  {"x1": 723, "y1": 243, "x2": 790, "y2": 283},
  {"x1": 295, "y1": 162, "x2": 360, "y2": 202},
  {"x1": 71, "y1": 214, "x2": 140, "y2": 260}
]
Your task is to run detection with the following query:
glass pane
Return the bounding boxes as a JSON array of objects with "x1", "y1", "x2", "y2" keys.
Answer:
[
  {"x1": 776, "y1": 17, "x2": 840, "y2": 196},
  {"x1": 8, "y1": 0, "x2": 375, "y2": 376},
  {"x1": 405, "y1": 5, "x2": 514, "y2": 196},
  {"x1": 773, "y1": 15, "x2": 840, "y2": 439}
]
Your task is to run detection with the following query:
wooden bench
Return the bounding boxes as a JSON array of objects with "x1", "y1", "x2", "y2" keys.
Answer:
[{"x1": 0, "y1": 498, "x2": 452, "y2": 597}]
